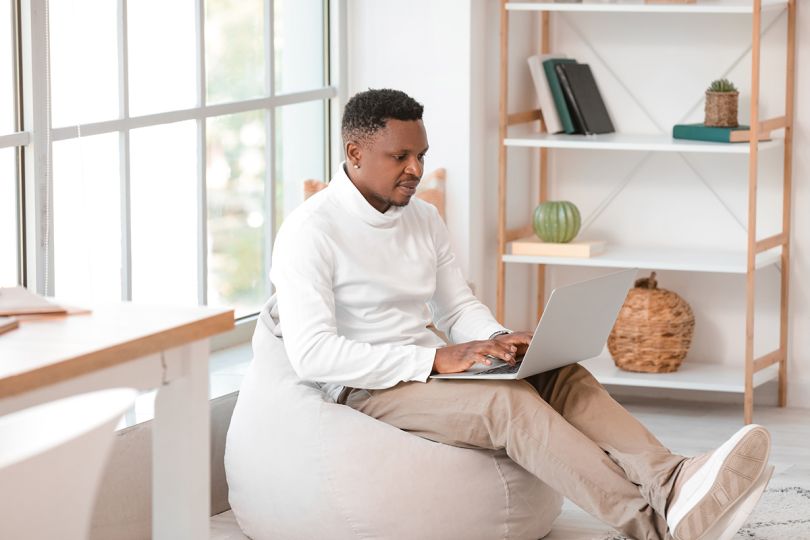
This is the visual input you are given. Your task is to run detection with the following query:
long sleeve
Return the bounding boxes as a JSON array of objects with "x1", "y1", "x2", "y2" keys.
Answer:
[
  {"x1": 270, "y1": 222, "x2": 436, "y2": 389},
  {"x1": 427, "y1": 208, "x2": 508, "y2": 344}
]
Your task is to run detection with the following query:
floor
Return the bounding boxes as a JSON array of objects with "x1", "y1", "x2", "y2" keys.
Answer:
[
  {"x1": 211, "y1": 397, "x2": 810, "y2": 540},
  {"x1": 543, "y1": 397, "x2": 810, "y2": 540}
]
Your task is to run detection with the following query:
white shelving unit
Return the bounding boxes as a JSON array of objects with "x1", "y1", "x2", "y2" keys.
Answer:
[
  {"x1": 505, "y1": 0, "x2": 788, "y2": 15},
  {"x1": 504, "y1": 130, "x2": 784, "y2": 154},
  {"x1": 580, "y1": 353, "x2": 780, "y2": 393},
  {"x1": 503, "y1": 245, "x2": 782, "y2": 274},
  {"x1": 495, "y1": 0, "x2": 796, "y2": 423}
]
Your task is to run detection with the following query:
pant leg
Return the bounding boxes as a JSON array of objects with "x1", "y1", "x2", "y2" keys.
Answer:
[
  {"x1": 341, "y1": 378, "x2": 670, "y2": 540},
  {"x1": 527, "y1": 364, "x2": 686, "y2": 518}
]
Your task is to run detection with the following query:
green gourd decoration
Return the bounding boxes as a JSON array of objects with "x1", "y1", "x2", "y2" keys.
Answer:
[{"x1": 532, "y1": 201, "x2": 581, "y2": 243}]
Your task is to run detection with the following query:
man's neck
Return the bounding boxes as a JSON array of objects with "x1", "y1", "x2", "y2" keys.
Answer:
[{"x1": 343, "y1": 164, "x2": 391, "y2": 214}]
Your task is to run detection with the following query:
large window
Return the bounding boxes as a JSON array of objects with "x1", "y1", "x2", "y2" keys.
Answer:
[{"x1": 4, "y1": 0, "x2": 336, "y2": 319}]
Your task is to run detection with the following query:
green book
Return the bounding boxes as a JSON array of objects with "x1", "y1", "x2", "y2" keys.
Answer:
[
  {"x1": 672, "y1": 123, "x2": 768, "y2": 143},
  {"x1": 542, "y1": 58, "x2": 578, "y2": 134}
]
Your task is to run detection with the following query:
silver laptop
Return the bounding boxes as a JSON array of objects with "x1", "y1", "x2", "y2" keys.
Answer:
[{"x1": 430, "y1": 268, "x2": 638, "y2": 380}]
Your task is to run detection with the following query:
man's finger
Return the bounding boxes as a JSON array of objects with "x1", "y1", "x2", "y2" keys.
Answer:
[
  {"x1": 497, "y1": 332, "x2": 532, "y2": 346},
  {"x1": 494, "y1": 332, "x2": 532, "y2": 355},
  {"x1": 483, "y1": 342, "x2": 517, "y2": 364}
]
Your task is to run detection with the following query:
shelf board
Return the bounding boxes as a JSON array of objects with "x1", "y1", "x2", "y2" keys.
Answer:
[
  {"x1": 505, "y1": 0, "x2": 789, "y2": 15},
  {"x1": 503, "y1": 244, "x2": 782, "y2": 274},
  {"x1": 580, "y1": 353, "x2": 779, "y2": 393},
  {"x1": 503, "y1": 131, "x2": 784, "y2": 154}
]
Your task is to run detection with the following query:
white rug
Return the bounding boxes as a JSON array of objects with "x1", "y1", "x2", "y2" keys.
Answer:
[
  {"x1": 732, "y1": 467, "x2": 810, "y2": 540},
  {"x1": 601, "y1": 467, "x2": 810, "y2": 540}
]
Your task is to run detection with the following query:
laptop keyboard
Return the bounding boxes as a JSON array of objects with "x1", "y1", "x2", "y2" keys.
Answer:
[{"x1": 475, "y1": 361, "x2": 522, "y2": 376}]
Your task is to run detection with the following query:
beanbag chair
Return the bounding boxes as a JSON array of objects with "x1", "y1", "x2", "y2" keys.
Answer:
[{"x1": 225, "y1": 301, "x2": 563, "y2": 539}]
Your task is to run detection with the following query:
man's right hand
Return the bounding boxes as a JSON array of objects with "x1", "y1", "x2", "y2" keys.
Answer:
[{"x1": 432, "y1": 340, "x2": 518, "y2": 374}]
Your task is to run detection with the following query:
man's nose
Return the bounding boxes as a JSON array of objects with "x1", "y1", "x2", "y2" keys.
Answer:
[{"x1": 404, "y1": 156, "x2": 423, "y2": 177}]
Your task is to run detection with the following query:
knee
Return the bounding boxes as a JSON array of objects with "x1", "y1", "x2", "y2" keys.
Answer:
[
  {"x1": 550, "y1": 364, "x2": 614, "y2": 415},
  {"x1": 559, "y1": 362, "x2": 591, "y2": 380},
  {"x1": 557, "y1": 363, "x2": 603, "y2": 391}
]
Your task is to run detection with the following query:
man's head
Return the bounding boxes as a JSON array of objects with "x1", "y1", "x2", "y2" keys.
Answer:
[{"x1": 341, "y1": 89, "x2": 429, "y2": 213}]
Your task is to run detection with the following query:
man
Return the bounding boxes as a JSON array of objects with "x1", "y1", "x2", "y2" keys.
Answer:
[{"x1": 270, "y1": 88, "x2": 772, "y2": 540}]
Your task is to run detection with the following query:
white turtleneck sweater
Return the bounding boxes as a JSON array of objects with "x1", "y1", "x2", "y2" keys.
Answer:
[{"x1": 270, "y1": 163, "x2": 507, "y2": 397}]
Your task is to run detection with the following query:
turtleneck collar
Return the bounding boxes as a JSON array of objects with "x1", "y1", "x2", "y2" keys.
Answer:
[{"x1": 330, "y1": 162, "x2": 405, "y2": 228}]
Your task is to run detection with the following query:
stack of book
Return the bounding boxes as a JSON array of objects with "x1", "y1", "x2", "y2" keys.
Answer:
[{"x1": 527, "y1": 54, "x2": 615, "y2": 135}]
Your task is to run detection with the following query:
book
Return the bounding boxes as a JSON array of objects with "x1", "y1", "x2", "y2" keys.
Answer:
[
  {"x1": 0, "y1": 286, "x2": 67, "y2": 316},
  {"x1": 542, "y1": 58, "x2": 578, "y2": 134},
  {"x1": 527, "y1": 54, "x2": 567, "y2": 134},
  {"x1": 0, "y1": 316, "x2": 19, "y2": 335},
  {"x1": 672, "y1": 123, "x2": 772, "y2": 143},
  {"x1": 510, "y1": 237, "x2": 606, "y2": 258},
  {"x1": 555, "y1": 63, "x2": 615, "y2": 135},
  {"x1": 555, "y1": 64, "x2": 586, "y2": 134}
]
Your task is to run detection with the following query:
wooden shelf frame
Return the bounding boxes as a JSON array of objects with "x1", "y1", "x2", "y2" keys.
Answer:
[{"x1": 495, "y1": 0, "x2": 796, "y2": 424}]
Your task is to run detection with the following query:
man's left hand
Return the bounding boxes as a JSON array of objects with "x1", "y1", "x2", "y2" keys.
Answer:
[{"x1": 493, "y1": 331, "x2": 532, "y2": 356}]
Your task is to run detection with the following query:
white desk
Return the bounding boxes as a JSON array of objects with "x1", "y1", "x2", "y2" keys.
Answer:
[{"x1": 0, "y1": 303, "x2": 234, "y2": 540}]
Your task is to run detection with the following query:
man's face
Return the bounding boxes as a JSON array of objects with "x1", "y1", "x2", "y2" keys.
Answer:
[{"x1": 345, "y1": 119, "x2": 429, "y2": 214}]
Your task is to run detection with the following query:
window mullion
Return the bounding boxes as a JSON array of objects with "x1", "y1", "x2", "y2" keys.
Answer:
[
  {"x1": 195, "y1": 0, "x2": 207, "y2": 306},
  {"x1": 329, "y1": 0, "x2": 347, "y2": 175},
  {"x1": 12, "y1": 0, "x2": 26, "y2": 286},
  {"x1": 118, "y1": 0, "x2": 132, "y2": 301},
  {"x1": 264, "y1": 0, "x2": 275, "y2": 295},
  {"x1": 20, "y1": 0, "x2": 53, "y2": 295}
]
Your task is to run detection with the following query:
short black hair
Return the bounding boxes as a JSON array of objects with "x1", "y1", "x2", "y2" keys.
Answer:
[{"x1": 341, "y1": 88, "x2": 424, "y2": 145}]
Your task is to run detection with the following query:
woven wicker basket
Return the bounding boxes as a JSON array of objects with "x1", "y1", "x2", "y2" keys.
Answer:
[{"x1": 607, "y1": 272, "x2": 695, "y2": 373}]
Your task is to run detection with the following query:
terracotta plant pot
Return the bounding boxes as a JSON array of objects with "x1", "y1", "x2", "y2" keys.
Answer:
[{"x1": 705, "y1": 91, "x2": 739, "y2": 127}]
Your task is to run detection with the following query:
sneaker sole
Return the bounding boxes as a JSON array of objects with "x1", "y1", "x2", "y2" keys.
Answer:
[
  {"x1": 705, "y1": 464, "x2": 774, "y2": 540},
  {"x1": 671, "y1": 425, "x2": 770, "y2": 540}
]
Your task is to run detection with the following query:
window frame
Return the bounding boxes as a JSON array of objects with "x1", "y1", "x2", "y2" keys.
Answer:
[{"x1": 5, "y1": 0, "x2": 345, "y2": 348}]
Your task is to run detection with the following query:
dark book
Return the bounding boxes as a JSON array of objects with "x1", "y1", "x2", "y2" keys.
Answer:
[
  {"x1": 542, "y1": 58, "x2": 578, "y2": 134},
  {"x1": 554, "y1": 63, "x2": 615, "y2": 135},
  {"x1": 672, "y1": 123, "x2": 772, "y2": 143},
  {"x1": 555, "y1": 63, "x2": 586, "y2": 134}
]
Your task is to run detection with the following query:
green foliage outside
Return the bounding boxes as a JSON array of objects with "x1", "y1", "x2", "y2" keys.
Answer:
[{"x1": 205, "y1": 0, "x2": 268, "y2": 314}]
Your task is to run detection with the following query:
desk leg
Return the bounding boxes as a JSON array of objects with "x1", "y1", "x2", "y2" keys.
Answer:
[{"x1": 152, "y1": 339, "x2": 210, "y2": 540}]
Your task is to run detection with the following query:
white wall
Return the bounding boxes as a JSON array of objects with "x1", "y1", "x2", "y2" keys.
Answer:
[
  {"x1": 347, "y1": 0, "x2": 476, "y2": 279},
  {"x1": 347, "y1": 1, "x2": 810, "y2": 408}
]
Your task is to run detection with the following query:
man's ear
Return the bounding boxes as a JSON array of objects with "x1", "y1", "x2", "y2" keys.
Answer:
[{"x1": 345, "y1": 141, "x2": 362, "y2": 167}]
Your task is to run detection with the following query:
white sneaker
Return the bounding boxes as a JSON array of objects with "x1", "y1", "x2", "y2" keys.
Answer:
[{"x1": 666, "y1": 424, "x2": 771, "y2": 540}]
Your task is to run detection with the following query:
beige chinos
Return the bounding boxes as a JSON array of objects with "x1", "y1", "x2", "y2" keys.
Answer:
[{"x1": 339, "y1": 364, "x2": 685, "y2": 540}]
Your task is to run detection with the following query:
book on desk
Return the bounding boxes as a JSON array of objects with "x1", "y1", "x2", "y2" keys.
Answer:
[
  {"x1": 0, "y1": 316, "x2": 18, "y2": 335},
  {"x1": 0, "y1": 286, "x2": 67, "y2": 316}
]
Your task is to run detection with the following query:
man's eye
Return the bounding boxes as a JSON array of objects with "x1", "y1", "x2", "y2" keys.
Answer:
[
  {"x1": 418, "y1": 153, "x2": 426, "y2": 161},
  {"x1": 393, "y1": 155, "x2": 406, "y2": 161}
]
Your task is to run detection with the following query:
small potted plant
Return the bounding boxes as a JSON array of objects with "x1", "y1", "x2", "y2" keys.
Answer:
[{"x1": 705, "y1": 78, "x2": 739, "y2": 127}]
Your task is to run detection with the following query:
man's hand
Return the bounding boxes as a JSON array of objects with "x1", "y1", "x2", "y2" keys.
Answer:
[
  {"x1": 493, "y1": 331, "x2": 533, "y2": 356},
  {"x1": 433, "y1": 339, "x2": 519, "y2": 374}
]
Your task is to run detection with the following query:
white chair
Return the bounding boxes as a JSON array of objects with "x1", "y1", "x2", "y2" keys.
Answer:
[{"x1": 0, "y1": 388, "x2": 137, "y2": 540}]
